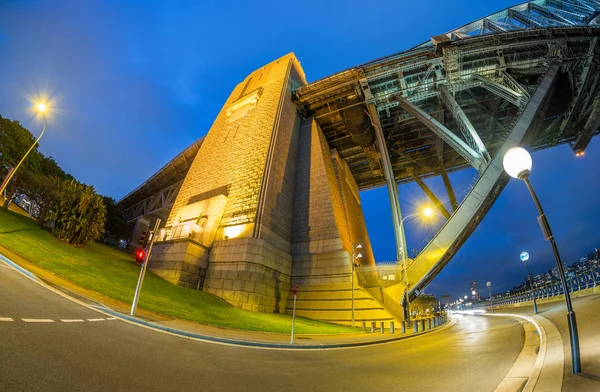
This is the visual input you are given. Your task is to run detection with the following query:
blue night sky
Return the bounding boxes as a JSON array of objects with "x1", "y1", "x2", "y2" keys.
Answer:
[{"x1": 1, "y1": 0, "x2": 599, "y2": 298}]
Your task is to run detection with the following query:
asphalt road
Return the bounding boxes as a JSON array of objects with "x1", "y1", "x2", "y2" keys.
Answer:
[
  {"x1": 502, "y1": 294, "x2": 600, "y2": 391},
  {"x1": 0, "y1": 263, "x2": 525, "y2": 392}
]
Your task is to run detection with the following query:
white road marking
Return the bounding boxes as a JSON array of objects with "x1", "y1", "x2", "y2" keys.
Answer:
[
  {"x1": 106, "y1": 317, "x2": 118, "y2": 320},
  {"x1": 0, "y1": 317, "x2": 14, "y2": 322},
  {"x1": 61, "y1": 319, "x2": 85, "y2": 323},
  {"x1": 87, "y1": 318, "x2": 105, "y2": 322},
  {"x1": 22, "y1": 318, "x2": 54, "y2": 323}
]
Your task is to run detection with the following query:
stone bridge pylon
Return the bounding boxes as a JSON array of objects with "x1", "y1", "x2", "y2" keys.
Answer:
[{"x1": 119, "y1": 0, "x2": 600, "y2": 325}]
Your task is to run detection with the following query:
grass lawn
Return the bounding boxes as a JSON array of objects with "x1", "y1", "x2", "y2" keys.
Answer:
[{"x1": 0, "y1": 209, "x2": 355, "y2": 334}]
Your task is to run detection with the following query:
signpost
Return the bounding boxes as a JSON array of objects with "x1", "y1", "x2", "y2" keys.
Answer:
[
  {"x1": 290, "y1": 285, "x2": 298, "y2": 344},
  {"x1": 130, "y1": 218, "x2": 161, "y2": 316}
]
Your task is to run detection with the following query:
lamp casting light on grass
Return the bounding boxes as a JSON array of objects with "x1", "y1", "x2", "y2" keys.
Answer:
[{"x1": 0, "y1": 102, "x2": 49, "y2": 195}]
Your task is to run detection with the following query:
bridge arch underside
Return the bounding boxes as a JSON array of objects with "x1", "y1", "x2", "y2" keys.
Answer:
[{"x1": 295, "y1": 23, "x2": 600, "y2": 302}]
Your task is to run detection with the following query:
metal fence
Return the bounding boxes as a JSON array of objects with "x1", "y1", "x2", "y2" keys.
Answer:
[{"x1": 475, "y1": 264, "x2": 600, "y2": 308}]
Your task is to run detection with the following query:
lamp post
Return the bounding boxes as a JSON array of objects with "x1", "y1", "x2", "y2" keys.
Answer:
[
  {"x1": 486, "y1": 281, "x2": 493, "y2": 313},
  {"x1": 520, "y1": 251, "x2": 538, "y2": 314},
  {"x1": 0, "y1": 103, "x2": 48, "y2": 195},
  {"x1": 503, "y1": 146, "x2": 581, "y2": 374},
  {"x1": 400, "y1": 207, "x2": 434, "y2": 323},
  {"x1": 351, "y1": 243, "x2": 362, "y2": 328}
]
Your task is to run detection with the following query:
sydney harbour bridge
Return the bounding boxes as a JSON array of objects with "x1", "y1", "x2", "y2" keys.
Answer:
[{"x1": 118, "y1": 0, "x2": 600, "y2": 325}]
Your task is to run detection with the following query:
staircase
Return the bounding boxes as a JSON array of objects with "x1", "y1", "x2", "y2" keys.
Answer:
[{"x1": 284, "y1": 281, "x2": 400, "y2": 327}]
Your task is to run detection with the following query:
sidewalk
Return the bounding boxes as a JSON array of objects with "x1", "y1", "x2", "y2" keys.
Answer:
[{"x1": 0, "y1": 243, "x2": 449, "y2": 349}]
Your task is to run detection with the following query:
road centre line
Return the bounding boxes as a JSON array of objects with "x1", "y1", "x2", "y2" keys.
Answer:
[
  {"x1": 61, "y1": 319, "x2": 85, "y2": 323},
  {"x1": 0, "y1": 317, "x2": 14, "y2": 322},
  {"x1": 87, "y1": 318, "x2": 105, "y2": 322},
  {"x1": 22, "y1": 318, "x2": 54, "y2": 323}
]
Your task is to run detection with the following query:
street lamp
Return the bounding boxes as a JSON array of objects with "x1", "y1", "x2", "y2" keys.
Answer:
[
  {"x1": 351, "y1": 243, "x2": 362, "y2": 327},
  {"x1": 0, "y1": 102, "x2": 48, "y2": 195},
  {"x1": 486, "y1": 281, "x2": 493, "y2": 313},
  {"x1": 520, "y1": 251, "x2": 538, "y2": 314},
  {"x1": 503, "y1": 146, "x2": 581, "y2": 374},
  {"x1": 400, "y1": 206, "x2": 434, "y2": 323}
]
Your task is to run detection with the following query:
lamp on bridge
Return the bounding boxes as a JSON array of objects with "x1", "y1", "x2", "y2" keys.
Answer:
[
  {"x1": 351, "y1": 243, "x2": 362, "y2": 328},
  {"x1": 400, "y1": 206, "x2": 435, "y2": 324},
  {"x1": 503, "y1": 146, "x2": 581, "y2": 374}
]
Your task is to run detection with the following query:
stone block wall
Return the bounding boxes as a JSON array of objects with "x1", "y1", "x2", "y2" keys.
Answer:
[
  {"x1": 148, "y1": 240, "x2": 210, "y2": 289},
  {"x1": 290, "y1": 118, "x2": 375, "y2": 285},
  {"x1": 204, "y1": 237, "x2": 291, "y2": 313}
]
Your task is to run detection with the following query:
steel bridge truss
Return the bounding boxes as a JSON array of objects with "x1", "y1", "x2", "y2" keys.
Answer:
[
  {"x1": 294, "y1": 2, "x2": 600, "y2": 304},
  {"x1": 122, "y1": 180, "x2": 183, "y2": 223}
]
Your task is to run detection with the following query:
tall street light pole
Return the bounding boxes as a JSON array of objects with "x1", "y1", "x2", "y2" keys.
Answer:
[
  {"x1": 351, "y1": 243, "x2": 362, "y2": 328},
  {"x1": 520, "y1": 251, "x2": 538, "y2": 314},
  {"x1": 400, "y1": 207, "x2": 434, "y2": 323},
  {"x1": 503, "y1": 146, "x2": 581, "y2": 374},
  {"x1": 0, "y1": 103, "x2": 48, "y2": 196},
  {"x1": 486, "y1": 281, "x2": 493, "y2": 313}
]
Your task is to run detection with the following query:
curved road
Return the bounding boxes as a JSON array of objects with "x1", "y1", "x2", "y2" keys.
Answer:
[{"x1": 0, "y1": 263, "x2": 524, "y2": 391}]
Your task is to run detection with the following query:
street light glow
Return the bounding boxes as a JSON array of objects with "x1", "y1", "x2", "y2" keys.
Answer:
[
  {"x1": 37, "y1": 103, "x2": 47, "y2": 112},
  {"x1": 423, "y1": 207, "x2": 433, "y2": 217},
  {"x1": 503, "y1": 147, "x2": 532, "y2": 179}
]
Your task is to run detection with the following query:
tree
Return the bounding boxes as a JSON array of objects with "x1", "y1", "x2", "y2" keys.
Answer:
[
  {"x1": 19, "y1": 172, "x2": 60, "y2": 223},
  {"x1": 47, "y1": 179, "x2": 106, "y2": 246},
  {"x1": 101, "y1": 196, "x2": 128, "y2": 240}
]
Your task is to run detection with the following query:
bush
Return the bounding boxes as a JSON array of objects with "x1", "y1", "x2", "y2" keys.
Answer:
[{"x1": 46, "y1": 179, "x2": 106, "y2": 246}]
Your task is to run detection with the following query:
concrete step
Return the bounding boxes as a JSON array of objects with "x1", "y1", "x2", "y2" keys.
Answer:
[{"x1": 285, "y1": 282, "x2": 400, "y2": 326}]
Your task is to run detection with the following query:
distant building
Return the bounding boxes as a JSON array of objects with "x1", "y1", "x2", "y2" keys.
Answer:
[{"x1": 470, "y1": 281, "x2": 480, "y2": 301}]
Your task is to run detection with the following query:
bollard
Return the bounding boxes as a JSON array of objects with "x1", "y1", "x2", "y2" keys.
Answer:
[
  {"x1": 401, "y1": 321, "x2": 406, "y2": 334},
  {"x1": 371, "y1": 321, "x2": 376, "y2": 333},
  {"x1": 390, "y1": 321, "x2": 395, "y2": 334},
  {"x1": 380, "y1": 322, "x2": 385, "y2": 334},
  {"x1": 421, "y1": 319, "x2": 426, "y2": 331},
  {"x1": 362, "y1": 321, "x2": 366, "y2": 331},
  {"x1": 414, "y1": 320, "x2": 419, "y2": 333},
  {"x1": 427, "y1": 318, "x2": 431, "y2": 330},
  {"x1": 432, "y1": 317, "x2": 437, "y2": 328}
]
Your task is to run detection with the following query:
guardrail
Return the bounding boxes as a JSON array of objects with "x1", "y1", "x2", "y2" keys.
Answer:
[{"x1": 473, "y1": 265, "x2": 600, "y2": 309}]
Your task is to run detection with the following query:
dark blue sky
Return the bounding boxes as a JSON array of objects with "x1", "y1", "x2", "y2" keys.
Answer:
[{"x1": 1, "y1": 0, "x2": 599, "y2": 298}]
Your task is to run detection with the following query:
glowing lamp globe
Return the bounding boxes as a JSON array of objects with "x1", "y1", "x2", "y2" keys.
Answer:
[
  {"x1": 486, "y1": 281, "x2": 491, "y2": 287},
  {"x1": 503, "y1": 147, "x2": 532, "y2": 179},
  {"x1": 423, "y1": 207, "x2": 433, "y2": 217},
  {"x1": 520, "y1": 251, "x2": 529, "y2": 262},
  {"x1": 37, "y1": 103, "x2": 47, "y2": 112}
]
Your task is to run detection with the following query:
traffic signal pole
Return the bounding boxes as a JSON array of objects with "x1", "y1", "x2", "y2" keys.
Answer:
[{"x1": 130, "y1": 218, "x2": 161, "y2": 316}]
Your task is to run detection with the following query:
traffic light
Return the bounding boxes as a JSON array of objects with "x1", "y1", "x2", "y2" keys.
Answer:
[
  {"x1": 139, "y1": 231, "x2": 147, "y2": 247},
  {"x1": 135, "y1": 249, "x2": 146, "y2": 264}
]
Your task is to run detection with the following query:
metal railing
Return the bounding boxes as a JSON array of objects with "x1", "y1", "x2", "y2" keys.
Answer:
[{"x1": 473, "y1": 264, "x2": 600, "y2": 309}]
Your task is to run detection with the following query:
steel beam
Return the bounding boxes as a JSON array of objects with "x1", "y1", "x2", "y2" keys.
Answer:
[
  {"x1": 529, "y1": 3, "x2": 575, "y2": 25},
  {"x1": 508, "y1": 9, "x2": 544, "y2": 28},
  {"x1": 396, "y1": 97, "x2": 486, "y2": 172},
  {"x1": 438, "y1": 85, "x2": 490, "y2": 162},
  {"x1": 561, "y1": 37, "x2": 598, "y2": 134},
  {"x1": 483, "y1": 18, "x2": 507, "y2": 33},
  {"x1": 573, "y1": 97, "x2": 600, "y2": 151},
  {"x1": 367, "y1": 104, "x2": 407, "y2": 262},
  {"x1": 406, "y1": 64, "x2": 561, "y2": 299},
  {"x1": 471, "y1": 74, "x2": 527, "y2": 109}
]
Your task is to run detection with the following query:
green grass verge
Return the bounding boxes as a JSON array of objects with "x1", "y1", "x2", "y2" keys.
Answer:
[{"x1": 0, "y1": 209, "x2": 355, "y2": 334}]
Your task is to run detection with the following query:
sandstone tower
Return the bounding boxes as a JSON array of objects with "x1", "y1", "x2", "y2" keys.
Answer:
[{"x1": 148, "y1": 54, "x2": 395, "y2": 324}]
